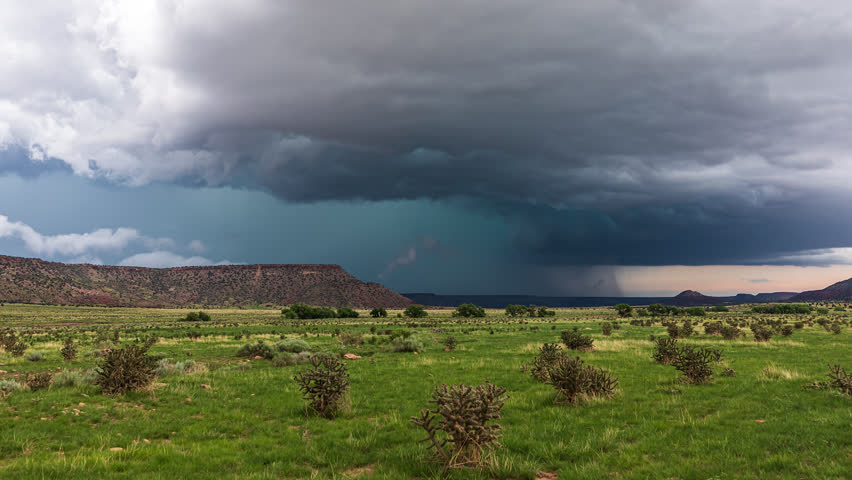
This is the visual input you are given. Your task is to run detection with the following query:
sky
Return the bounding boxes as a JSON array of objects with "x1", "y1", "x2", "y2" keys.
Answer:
[{"x1": 3, "y1": 0, "x2": 852, "y2": 296}]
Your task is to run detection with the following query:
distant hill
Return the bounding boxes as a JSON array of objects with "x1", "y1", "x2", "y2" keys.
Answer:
[
  {"x1": 790, "y1": 277, "x2": 852, "y2": 302},
  {"x1": 0, "y1": 255, "x2": 412, "y2": 308},
  {"x1": 404, "y1": 290, "x2": 801, "y2": 308}
]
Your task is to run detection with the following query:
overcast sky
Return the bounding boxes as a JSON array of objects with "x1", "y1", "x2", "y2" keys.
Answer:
[{"x1": 3, "y1": 0, "x2": 852, "y2": 296}]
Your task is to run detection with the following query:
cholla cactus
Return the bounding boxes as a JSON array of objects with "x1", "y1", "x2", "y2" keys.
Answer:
[
  {"x1": 546, "y1": 356, "x2": 618, "y2": 405},
  {"x1": 293, "y1": 355, "x2": 350, "y2": 417},
  {"x1": 527, "y1": 343, "x2": 564, "y2": 382},
  {"x1": 410, "y1": 382, "x2": 508, "y2": 469},
  {"x1": 827, "y1": 363, "x2": 851, "y2": 396}
]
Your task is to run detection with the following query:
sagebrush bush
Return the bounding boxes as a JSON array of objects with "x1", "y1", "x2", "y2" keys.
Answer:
[
  {"x1": 52, "y1": 369, "x2": 98, "y2": 388},
  {"x1": 154, "y1": 359, "x2": 207, "y2": 376},
  {"x1": 95, "y1": 344, "x2": 157, "y2": 395},
  {"x1": 26, "y1": 351, "x2": 44, "y2": 362},
  {"x1": 236, "y1": 341, "x2": 274, "y2": 359},
  {"x1": 293, "y1": 355, "x2": 350, "y2": 417},
  {"x1": 560, "y1": 328, "x2": 593, "y2": 351},
  {"x1": 272, "y1": 351, "x2": 313, "y2": 367},
  {"x1": 546, "y1": 356, "x2": 618, "y2": 404},
  {"x1": 652, "y1": 337, "x2": 679, "y2": 365},
  {"x1": 410, "y1": 382, "x2": 508, "y2": 469},
  {"x1": 391, "y1": 335, "x2": 423, "y2": 353},
  {"x1": 25, "y1": 371, "x2": 53, "y2": 391},
  {"x1": 274, "y1": 338, "x2": 311, "y2": 353},
  {"x1": 0, "y1": 380, "x2": 22, "y2": 399}
]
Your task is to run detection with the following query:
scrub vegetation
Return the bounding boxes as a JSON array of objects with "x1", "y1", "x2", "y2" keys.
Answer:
[{"x1": 0, "y1": 302, "x2": 848, "y2": 479}]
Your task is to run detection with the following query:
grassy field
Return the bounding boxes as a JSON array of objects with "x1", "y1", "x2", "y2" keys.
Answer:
[{"x1": 0, "y1": 303, "x2": 849, "y2": 479}]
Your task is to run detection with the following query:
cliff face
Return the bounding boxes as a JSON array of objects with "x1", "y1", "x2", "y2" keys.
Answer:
[{"x1": 0, "y1": 255, "x2": 412, "y2": 308}]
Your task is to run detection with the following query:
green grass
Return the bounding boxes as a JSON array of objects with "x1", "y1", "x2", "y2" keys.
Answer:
[{"x1": 0, "y1": 304, "x2": 849, "y2": 479}]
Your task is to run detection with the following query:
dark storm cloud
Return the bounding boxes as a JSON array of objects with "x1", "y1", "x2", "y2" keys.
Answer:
[{"x1": 4, "y1": 1, "x2": 852, "y2": 267}]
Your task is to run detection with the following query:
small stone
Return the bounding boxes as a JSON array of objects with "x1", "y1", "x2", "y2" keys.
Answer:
[
  {"x1": 200, "y1": 384, "x2": 211, "y2": 389},
  {"x1": 109, "y1": 447, "x2": 123, "y2": 452},
  {"x1": 343, "y1": 353, "x2": 361, "y2": 360}
]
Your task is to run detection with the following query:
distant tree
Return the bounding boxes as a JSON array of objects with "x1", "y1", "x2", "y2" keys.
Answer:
[
  {"x1": 455, "y1": 303, "x2": 486, "y2": 318},
  {"x1": 285, "y1": 304, "x2": 338, "y2": 319},
  {"x1": 370, "y1": 307, "x2": 388, "y2": 318},
  {"x1": 182, "y1": 311, "x2": 210, "y2": 322},
  {"x1": 403, "y1": 304, "x2": 428, "y2": 318},
  {"x1": 686, "y1": 307, "x2": 706, "y2": 317},
  {"x1": 614, "y1": 304, "x2": 633, "y2": 317},
  {"x1": 505, "y1": 304, "x2": 527, "y2": 317},
  {"x1": 647, "y1": 303, "x2": 667, "y2": 316},
  {"x1": 709, "y1": 306, "x2": 729, "y2": 312},
  {"x1": 336, "y1": 307, "x2": 359, "y2": 318}
]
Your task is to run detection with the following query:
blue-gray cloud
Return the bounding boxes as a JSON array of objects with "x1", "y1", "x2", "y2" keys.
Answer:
[{"x1": 2, "y1": 0, "x2": 852, "y2": 275}]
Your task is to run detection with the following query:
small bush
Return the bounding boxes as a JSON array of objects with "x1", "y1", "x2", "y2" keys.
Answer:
[
  {"x1": 272, "y1": 351, "x2": 313, "y2": 367},
  {"x1": 25, "y1": 372, "x2": 53, "y2": 391},
  {"x1": 275, "y1": 338, "x2": 311, "y2": 353},
  {"x1": 0, "y1": 380, "x2": 22, "y2": 399},
  {"x1": 442, "y1": 336, "x2": 457, "y2": 351},
  {"x1": 720, "y1": 325, "x2": 741, "y2": 340},
  {"x1": 60, "y1": 338, "x2": 78, "y2": 362},
  {"x1": 546, "y1": 356, "x2": 618, "y2": 405},
  {"x1": 410, "y1": 382, "x2": 508, "y2": 469},
  {"x1": 26, "y1": 351, "x2": 44, "y2": 362},
  {"x1": 829, "y1": 323, "x2": 843, "y2": 335},
  {"x1": 7, "y1": 341, "x2": 26, "y2": 357},
  {"x1": 182, "y1": 311, "x2": 211, "y2": 322},
  {"x1": 561, "y1": 328, "x2": 593, "y2": 351},
  {"x1": 293, "y1": 355, "x2": 350, "y2": 417},
  {"x1": 154, "y1": 359, "x2": 207, "y2": 376},
  {"x1": 781, "y1": 325, "x2": 794, "y2": 337},
  {"x1": 601, "y1": 322, "x2": 613, "y2": 336},
  {"x1": 236, "y1": 341, "x2": 274, "y2": 359},
  {"x1": 52, "y1": 369, "x2": 98, "y2": 388},
  {"x1": 95, "y1": 344, "x2": 158, "y2": 395},
  {"x1": 392, "y1": 336, "x2": 424, "y2": 353}
]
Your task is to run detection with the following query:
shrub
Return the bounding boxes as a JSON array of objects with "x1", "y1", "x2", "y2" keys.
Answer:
[
  {"x1": 652, "y1": 337, "x2": 679, "y2": 365},
  {"x1": 704, "y1": 321, "x2": 723, "y2": 336},
  {"x1": 391, "y1": 335, "x2": 424, "y2": 353},
  {"x1": 720, "y1": 325, "x2": 741, "y2": 340},
  {"x1": 403, "y1": 304, "x2": 428, "y2": 318},
  {"x1": 680, "y1": 321, "x2": 694, "y2": 337},
  {"x1": 60, "y1": 338, "x2": 78, "y2": 362},
  {"x1": 561, "y1": 328, "x2": 594, "y2": 351},
  {"x1": 505, "y1": 304, "x2": 527, "y2": 317},
  {"x1": 672, "y1": 345, "x2": 721, "y2": 384},
  {"x1": 752, "y1": 325, "x2": 774, "y2": 342},
  {"x1": 546, "y1": 356, "x2": 618, "y2": 405},
  {"x1": 284, "y1": 304, "x2": 338, "y2": 319},
  {"x1": 0, "y1": 380, "x2": 22, "y2": 399},
  {"x1": 26, "y1": 351, "x2": 44, "y2": 362},
  {"x1": 829, "y1": 323, "x2": 843, "y2": 335},
  {"x1": 25, "y1": 372, "x2": 53, "y2": 391},
  {"x1": 52, "y1": 369, "x2": 98, "y2": 388},
  {"x1": 709, "y1": 305, "x2": 730, "y2": 312},
  {"x1": 154, "y1": 359, "x2": 207, "y2": 376},
  {"x1": 369, "y1": 307, "x2": 388, "y2": 318},
  {"x1": 272, "y1": 351, "x2": 313, "y2": 367},
  {"x1": 336, "y1": 307, "x2": 359, "y2": 318},
  {"x1": 410, "y1": 382, "x2": 508, "y2": 469},
  {"x1": 236, "y1": 341, "x2": 274, "y2": 359},
  {"x1": 527, "y1": 343, "x2": 565, "y2": 382},
  {"x1": 442, "y1": 336, "x2": 457, "y2": 351},
  {"x1": 95, "y1": 344, "x2": 158, "y2": 395},
  {"x1": 601, "y1": 322, "x2": 613, "y2": 336},
  {"x1": 293, "y1": 355, "x2": 350, "y2": 417},
  {"x1": 614, "y1": 304, "x2": 632, "y2": 317},
  {"x1": 666, "y1": 323, "x2": 681, "y2": 339},
  {"x1": 6, "y1": 341, "x2": 26, "y2": 357},
  {"x1": 275, "y1": 338, "x2": 311, "y2": 353},
  {"x1": 781, "y1": 325, "x2": 794, "y2": 337},
  {"x1": 339, "y1": 332, "x2": 364, "y2": 346},
  {"x1": 686, "y1": 307, "x2": 706, "y2": 317},
  {"x1": 455, "y1": 303, "x2": 486, "y2": 318},
  {"x1": 826, "y1": 363, "x2": 851, "y2": 396},
  {"x1": 182, "y1": 311, "x2": 210, "y2": 321}
]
